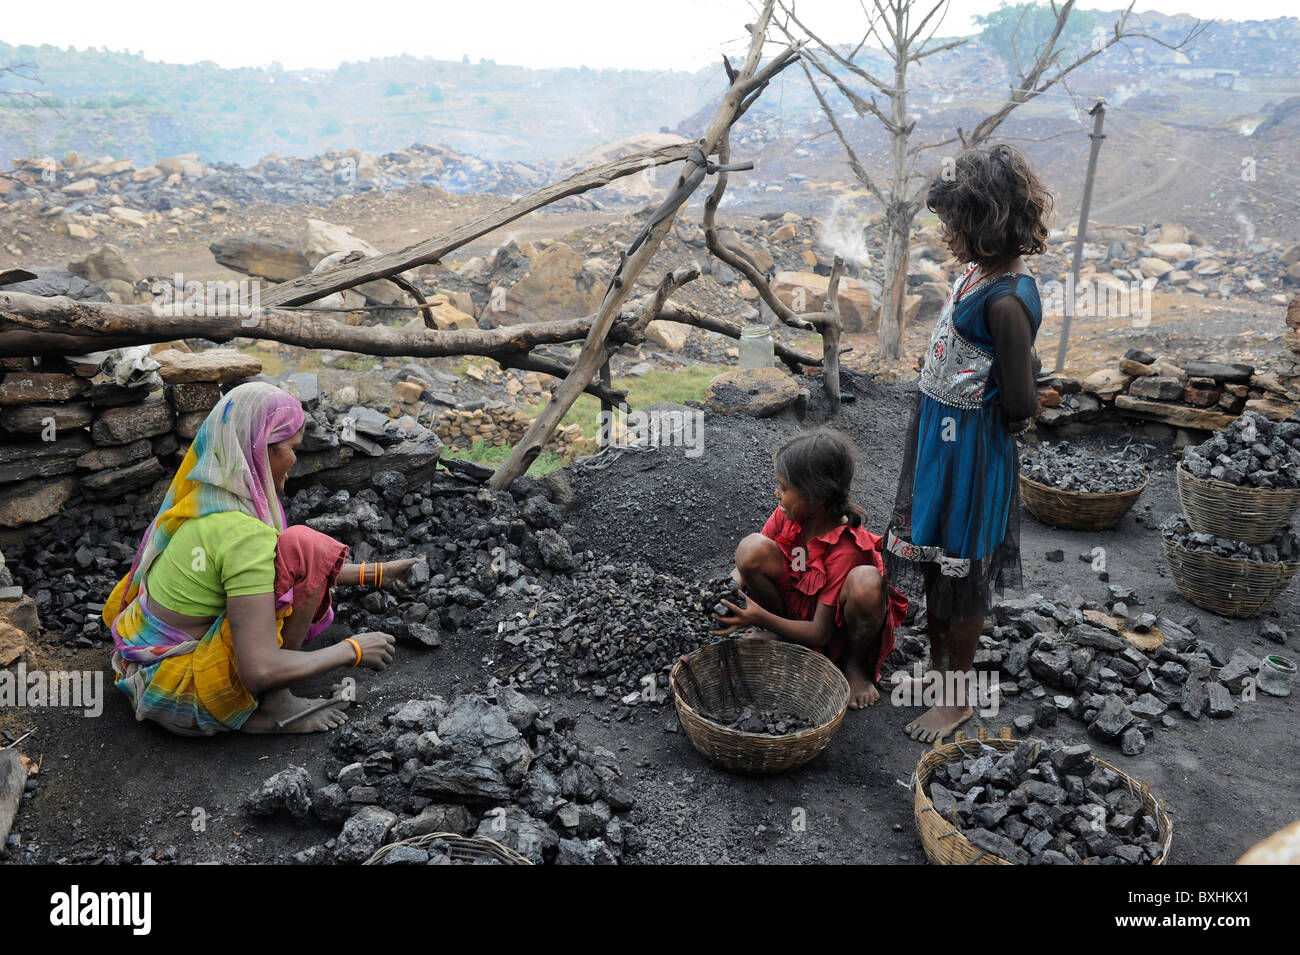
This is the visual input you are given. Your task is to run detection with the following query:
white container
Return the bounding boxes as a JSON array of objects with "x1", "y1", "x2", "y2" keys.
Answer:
[{"x1": 738, "y1": 324, "x2": 774, "y2": 370}]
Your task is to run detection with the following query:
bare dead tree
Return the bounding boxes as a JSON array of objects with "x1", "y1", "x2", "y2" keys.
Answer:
[{"x1": 779, "y1": 0, "x2": 1208, "y2": 361}]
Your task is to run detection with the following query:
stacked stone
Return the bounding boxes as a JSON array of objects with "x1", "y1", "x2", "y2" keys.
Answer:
[
  {"x1": 1076, "y1": 350, "x2": 1299, "y2": 438},
  {"x1": 0, "y1": 348, "x2": 262, "y2": 529},
  {"x1": 433, "y1": 405, "x2": 589, "y2": 456}
]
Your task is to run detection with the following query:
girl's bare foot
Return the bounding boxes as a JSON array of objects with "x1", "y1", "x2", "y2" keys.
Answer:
[
  {"x1": 241, "y1": 688, "x2": 350, "y2": 734},
  {"x1": 845, "y1": 659, "x2": 881, "y2": 709},
  {"x1": 904, "y1": 704, "x2": 972, "y2": 743}
]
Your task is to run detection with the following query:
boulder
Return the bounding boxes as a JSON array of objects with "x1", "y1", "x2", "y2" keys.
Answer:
[
  {"x1": 153, "y1": 349, "x2": 261, "y2": 384},
  {"x1": 210, "y1": 236, "x2": 310, "y2": 282},
  {"x1": 771, "y1": 270, "x2": 874, "y2": 332},
  {"x1": 67, "y1": 244, "x2": 139, "y2": 286},
  {"x1": 0, "y1": 475, "x2": 78, "y2": 527},
  {"x1": 644, "y1": 319, "x2": 689, "y2": 352},
  {"x1": 334, "y1": 805, "x2": 397, "y2": 863},
  {"x1": 705, "y1": 367, "x2": 799, "y2": 418},
  {"x1": 1080, "y1": 368, "x2": 1132, "y2": 400},
  {"x1": 488, "y1": 243, "x2": 603, "y2": 326}
]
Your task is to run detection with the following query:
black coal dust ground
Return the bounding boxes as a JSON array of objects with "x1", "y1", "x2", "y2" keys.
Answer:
[{"x1": 6, "y1": 371, "x2": 1297, "y2": 864}]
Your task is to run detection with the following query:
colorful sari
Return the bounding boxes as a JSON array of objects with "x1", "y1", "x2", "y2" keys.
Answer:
[{"x1": 103, "y1": 382, "x2": 331, "y2": 736}]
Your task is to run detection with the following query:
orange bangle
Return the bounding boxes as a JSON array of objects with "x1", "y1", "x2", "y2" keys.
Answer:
[
  {"x1": 377, "y1": 563, "x2": 383, "y2": 589},
  {"x1": 343, "y1": 637, "x2": 362, "y2": 667},
  {"x1": 359, "y1": 562, "x2": 366, "y2": 587}
]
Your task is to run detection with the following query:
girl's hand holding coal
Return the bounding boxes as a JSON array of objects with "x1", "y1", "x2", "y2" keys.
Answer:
[{"x1": 710, "y1": 596, "x2": 764, "y2": 636}]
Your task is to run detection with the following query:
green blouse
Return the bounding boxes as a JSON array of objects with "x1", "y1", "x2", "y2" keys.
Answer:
[{"x1": 146, "y1": 511, "x2": 278, "y2": 616}]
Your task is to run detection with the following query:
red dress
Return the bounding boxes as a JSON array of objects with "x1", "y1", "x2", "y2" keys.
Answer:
[{"x1": 760, "y1": 507, "x2": 909, "y2": 681}]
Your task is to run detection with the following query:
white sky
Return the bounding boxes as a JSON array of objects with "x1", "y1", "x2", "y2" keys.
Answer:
[{"x1": 3, "y1": 1, "x2": 1293, "y2": 72}]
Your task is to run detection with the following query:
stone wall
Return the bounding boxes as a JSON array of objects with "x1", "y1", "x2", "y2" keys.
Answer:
[{"x1": 0, "y1": 347, "x2": 262, "y2": 529}]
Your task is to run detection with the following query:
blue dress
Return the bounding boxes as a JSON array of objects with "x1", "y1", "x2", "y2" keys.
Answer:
[{"x1": 883, "y1": 269, "x2": 1042, "y2": 618}]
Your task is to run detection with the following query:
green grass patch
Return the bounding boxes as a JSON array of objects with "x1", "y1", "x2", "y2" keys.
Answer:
[
  {"x1": 334, "y1": 355, "x2": 380, "y2": 372},
  {"x1": 444, "y1": 440, "x2": 568, "y2": 477}
]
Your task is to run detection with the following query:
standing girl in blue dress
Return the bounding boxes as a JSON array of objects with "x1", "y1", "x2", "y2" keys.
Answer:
[{"x1": 883, "y1": 144, "x2": 1051, "y2": 743}]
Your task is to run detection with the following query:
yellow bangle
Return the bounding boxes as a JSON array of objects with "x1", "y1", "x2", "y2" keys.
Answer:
[{"x1": 343, "y1": 637, "x2": 362, "y2": 667}]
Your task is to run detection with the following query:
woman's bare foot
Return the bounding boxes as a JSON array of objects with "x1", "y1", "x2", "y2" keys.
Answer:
[
  {"x1": 240, "y1": 688, "x2": 350, "y2": 734},
  {"x1": 904, "y1": 704, "x2": 972, "y2": 743},
  {"x1": 845, "y1": 659, "x2": 881, "y2": 709}
]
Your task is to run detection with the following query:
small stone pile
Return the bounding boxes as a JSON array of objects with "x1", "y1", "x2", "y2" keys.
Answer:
[
  {"x1": 433, "y1": 405, "x2": 590, "y2": 457},
  {"x1": 886, "y1": 588, "x2": 1270, "y2": 756},
  {"x1": 926, "y1": 739, "x2": 1165, "y2": 864},
  {"x1": 1161, "y1": 517, "x2": 1300, "y2": 563},
  {"x1": 1079, "y1": 350, "x2": 1298, "y2": 433},
  {"x1": 1020, "y1": 441, "x2": 1148, "y2": 492},
  {"x1": 0, "y1": 346, "x2": 260, "y2": 529},
  {"x1": 246, "y1": 688, "x2": 639, "y2": 865},
  {"x1": 497, "y1": 572, "x2": 735, "y2": 700},
  {"x1": 1180, "y1": 411, "x2": 1300, "y2": 489}
]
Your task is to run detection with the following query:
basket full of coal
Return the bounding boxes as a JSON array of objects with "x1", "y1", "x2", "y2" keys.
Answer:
[{"x1": 912, "y1": 729, "x2": 1173, "y2": 865}]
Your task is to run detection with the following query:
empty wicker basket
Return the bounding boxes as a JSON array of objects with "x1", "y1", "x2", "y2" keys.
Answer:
[
  {"x1": 364, "y1": 831, "x2": 532, "y2": 865},
  {"x1": 1161, "y1": 536, "x2": 1300, "y2": 619},
  {"x1": 912, "y1": 727, "x2": 1174, "y2": 865},
  {"x1": 670, "y1": 637, "x2": 849, "y2": 775},
  {"x1": 1176, "y1": 463, "x2": 1300, "y2": 544},
  {"x1": 1020, "y1": 474, "x2": 1147, "y2": 531}
]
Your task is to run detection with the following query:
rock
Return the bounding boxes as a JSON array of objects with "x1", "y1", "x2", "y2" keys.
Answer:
[
  {"x1": 489, "y1": 242, "x2": 603, "y2": 325},
  {"x1": 1183, "y1": 360, "x2": 1253, "y2": 384},
  {"x1": 1029, "y1": 647, "x2": 1072, "y2": 686},
  {"x1": 390, "y1": 803, "x2": 475, "y2": 840},
  {"x1": 67, "y1": 244, "x2": 139, "y2": 287},
  {"x1": 1114, "y1": 395, "x2": 1236, "y2": 431},
  {"x1": 555, "y1": 837, "x2": 618, "y2": 865},
  {"x1": 334, "y1": 805, "x2": 397, "y2": 863},
  {"x1": 2, "y1": 267, "x2": 110, "y2": 302},
  {"x1": 91, "y1": 393, "x2": 174, "y2": 445},
  {"x1": 705, "y1": 367, "x2": 799, "y2": 418},
  {"x1": 0, "y1": 433, "x2": 93, "y2": 482},
  {"x1": 210, "y1": 236, "x2": 310, "y2": 281},
  {"x1": 1081, "y1": 368, "x2": 1132, "y2": 399},
  {"x1": 243, "y1": 766, "x2": 314, "y2": 818},
  {"x1": 1120, "y1": 727, "x2": 1146, "y2": 755},
  {"x1": 1129, "y1": 376, "x2": 1185, "y2": 400},
  {"x1": 772, "y1": 270, "x2": 874, "y2": 332},
  {"x1": 436, "y1": 695, "x2": 533, "y2": 786},
  {"x1": 534, "y1": 528, "x2": 574, "y2": 571},
  {"x1": 0, "y1": 620, "x2": 27, "y2": 667},
  {"x1": 0, "y1": 372, "x2": 89, "y2": 405},
  {"x1": 644, "y1": 319, "x2": 689, "y2": 352},
  {"x1": 1206, "y1": 682, "x2": 1234, "y2": 718},
  {"x1": 1218, "y1": 648, "x2": 1258, "y2": 686},
  {"x1": 1130, "y1": 693, "x2": 1167, "y2": 718},
  {"x1": 1259, "y1": 622, "x2": 1287, "y2": 645},
  {"x1": 80, "y1": 456, "x2": 165, "y2": 498},
  {"x1": 0, "y1": 401, "x2": 90, "y2": 434},
  {"x1": 168, "y1": 382, "x2": 223, "y2": 414},
  {"x1": 0, "y1": 475, "x2": 78, "y2": 527},
  {"x1": 474, "y1": 807, "x2": 557, "y2": 864},
  {"x1": 153, "y1": 349, "x2": 262, "y2": 384},
  {"x1": 1088, "y1": 696, "x2": 1134, "y2": 741},
  {"x1": 1179, "y1": 677, "x2": 1208, "y2": 720}
]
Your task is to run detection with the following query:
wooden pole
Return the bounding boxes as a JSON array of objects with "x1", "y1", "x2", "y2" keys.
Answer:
[{"x1": 1055, "y1": 99, "x2": 1106, "y2": 375}]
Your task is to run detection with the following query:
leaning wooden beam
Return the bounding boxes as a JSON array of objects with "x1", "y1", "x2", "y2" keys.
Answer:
[
  {"x1": 486, "y1": 1, "x2": 798, "y2": 489},
  {"x1": 258, "y1": 142, "x2": 696, "y2": 308},
  {"x1": 494, "y1": 350, "x2": 628, "y2": 406},
  {"x1": 822, "y1": 255, "x2": 845, "y2": 409}
]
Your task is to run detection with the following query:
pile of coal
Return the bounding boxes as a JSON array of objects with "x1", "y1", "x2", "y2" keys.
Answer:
[
  {"x1": 1019, "y1": 441, "x2": 1147, "y2": 493},
  {"x1": 1161, "y1": 516, "x2": 1300, "y2": 563},
  {"x1": 497, "y1": 572, "x2": 735, "y2": 698},
  {"x1": 926, "y1": 739, "x2": 1165, "y2": 864},
  {"x1": 884, "y1": 588, "x2": 1258, "y2": 754},
  {"x1": 245, "y1": 687, "x2": 639, "y2": 865},
  {"x1": 699, "y1": 706, "x2": 815, "y2": 735},
  {"x1": 1180, "y1": 411, "x2": 1300, "y2": 489}
]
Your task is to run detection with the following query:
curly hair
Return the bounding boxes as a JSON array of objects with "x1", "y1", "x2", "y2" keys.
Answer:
[
  {"x1": 926, "y1": 143, "x2": 1054, "y2": 269},
  {"x1": 773, "y1": 427, "x2": 867, "y2": 528}
]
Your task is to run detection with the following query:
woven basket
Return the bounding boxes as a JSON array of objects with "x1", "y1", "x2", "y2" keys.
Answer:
[
  {"x1": 1237, "y1": 820, "x2": 1300, "y2": 865},
  {"x1": 1020, "y1": 473, "x2": 1147, "y2": 530},
  {"x1": 1161, "y1": 536, "x2": 1300, "y2": 619},
  {"x1": 364, "y1": 831, "x2": 532, "y2": 866},
  {"x1": 912, "y1": 727, "x2": 1174, "y2": 865},
  {"x1": 1176, "y1": 463, "x2": 1300, "y2": 544},
  {"x1": 670, "y1": 637, "x2": 849, "y2": 775}
]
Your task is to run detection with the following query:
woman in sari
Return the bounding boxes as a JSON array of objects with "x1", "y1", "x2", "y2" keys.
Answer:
[{"x1": 103, "y1": 381, "x2": 415, "y2": 736}]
